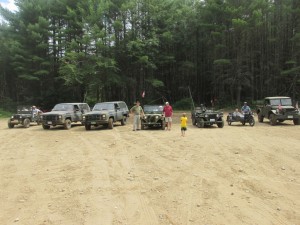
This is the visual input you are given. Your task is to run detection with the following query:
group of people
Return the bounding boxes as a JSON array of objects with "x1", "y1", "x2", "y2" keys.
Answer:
[{"x1": 130, "y1": 100, "x2": 188, "y2": 136}]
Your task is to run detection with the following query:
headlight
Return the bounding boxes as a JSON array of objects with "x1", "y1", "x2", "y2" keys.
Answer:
[
  {"x1": 82, "y1": 115, "x2": 85, "y2": 119},
  {"x1": 216, "y1": 114, "x2": 219, "y2": 117},
  {"x1": 19, "y1": 116, "x2": 22, "y2": 118},
  {"x1": 155, "y1": 116, "x2": 158, "y2": 119},
  {"x1": 58, "y1": 115, "x2": 62, "y2": 119},
  {"x1": 40, "y1": 115, "x2": 43, "y2": 119},
  {"x1": 102, "y1": 115, "x2": 106, "y2": 118},
  {"x1": 11, "y1": 116, "x2": 14, "y2": 118},
  {"x1": 205, "y1": 114, "x2": 208, "y2": 117}
]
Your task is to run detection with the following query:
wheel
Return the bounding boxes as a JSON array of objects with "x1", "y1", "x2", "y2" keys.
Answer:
[
  {"x1": 258, "y1": 112, "x2": 264, "y2": 123},
  {"x1": 141, "y1": 121, "x2": 145, "y2": 130},
  {"x1": 8, "y1": 120, "x2": 14, "y2": 128},
  {"x1": 192, "y1": 117, "x2": 196, "y2": 125},
  {"x1": 85, "y1": 124, "x2": 91, "y2": 130},
  {"x1": 108, "y1": 118, "x2": 113, "y2": 129},
  {"x1": 23, "y1": 118, "x2": 30, "y2": 128},
  {"x1": 64, "y1": 119, "x2": 72, "y2": 129},
  {"x1": 121, "y1": 116, "x2": 127, "y2": 125},
  {"x1": 161, "y1": 120, "x2": 166, "y2": 130},
  {"x1": 249, "y1": 117, "x2": 255, "y2": 127},
  {"x1": 269, "y1": 114, "x2": 277, "y2": 126},
  {"x1": 197, "y1": 118, "x2": 204, "y2": 128},
  {"x1": 42, "y1": 124, "x2": 50, "y2": 129},
  {"x1": 217, "y1": 119, "x2": 224, "y2": 128},
  {"x1": 293, "y1": 118, "x2": 299, "y2": 125}
]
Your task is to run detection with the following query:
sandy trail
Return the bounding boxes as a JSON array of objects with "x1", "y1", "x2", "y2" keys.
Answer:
[{"x1": 0, "y1": 114, "x2": 299, "y2": 225}]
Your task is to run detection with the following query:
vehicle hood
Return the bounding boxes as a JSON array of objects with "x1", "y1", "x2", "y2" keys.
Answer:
[
  {"x1": 42, "y1": 111, "x2": 72, "y2": 115},
  {"x1": 84, "y1": 110, "x2": 111, "y2": 115}
]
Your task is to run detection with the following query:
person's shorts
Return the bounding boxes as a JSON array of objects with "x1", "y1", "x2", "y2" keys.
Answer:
[
  {"x1": 181, "y1": 126, "x2": 187, "y2": 131},
  {"x1": 165, "y1": 117, "x2": 172, "y2": 122}
]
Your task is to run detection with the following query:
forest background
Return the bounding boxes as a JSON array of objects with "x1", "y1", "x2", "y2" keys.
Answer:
[{"x1": 0, "y1": 0, "x2": 299, "y2": 111}]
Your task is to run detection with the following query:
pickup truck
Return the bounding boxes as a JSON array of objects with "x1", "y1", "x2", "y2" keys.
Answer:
[{"x1": 256, "y1": 96, "x2": 300, "y2": 125}]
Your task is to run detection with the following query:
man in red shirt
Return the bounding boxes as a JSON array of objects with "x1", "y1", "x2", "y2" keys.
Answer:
[{"x1": 163, "y1": 102, "x2": 173, "y2": 131}]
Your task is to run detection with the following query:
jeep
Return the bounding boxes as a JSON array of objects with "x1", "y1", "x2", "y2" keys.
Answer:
[
  {"x1": 83, "y1": 101, "x2": 129, "y2": 130},
  {"x1": 40, "y1": 103, "x2": 90, "y2": 129},
  {"x1": 140, "y1": 105, "x2": 165, "y2": 130},
  {"x1": 256, "y1": 96, "x2": 300, "y2": 125},
  {"x1": 8, "y1": 105, "x2": 42, "y2": 128},
  {"x1": 191, "y1": 105, "x2": 224, "y2": 128}
]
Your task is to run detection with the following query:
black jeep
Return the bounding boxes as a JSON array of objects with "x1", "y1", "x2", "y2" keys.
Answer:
[
  {"x1": 8, "y1": 106, "x2": 42, "y2": 128},
  {"x1": 191, "y1": 105, "x2": 224, "y2": 128}
]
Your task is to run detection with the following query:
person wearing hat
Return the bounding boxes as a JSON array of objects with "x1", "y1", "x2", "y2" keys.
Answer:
[
  {"x1": 32, "y1": 105, "x2": 42, "y2": 118},
  {"x1": 241, "y1": 102, "x2": 251, "y2": 114},
  {"x1": 163, "y1": 101, "x2": 173, "y2": 131},
  {"x1": 130, "y1": 100, "x2": 144, "y2": 131}
]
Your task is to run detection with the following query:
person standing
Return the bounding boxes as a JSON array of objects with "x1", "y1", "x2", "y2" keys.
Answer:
[
  {"x1": 163, "y1": 101, "x2": 173, "y2": 131},
  {"x1": 130, "y1": 100, "x2": 144, "y2": 131},
  {"x1": 180, "y1": 113, "x2": 187, "y2": 137},
  {"x1": 241, "y1": 102, "x2": 251, "y2": 114}
]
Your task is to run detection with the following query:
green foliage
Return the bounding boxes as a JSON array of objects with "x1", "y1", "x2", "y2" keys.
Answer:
[{"x1": 173, "y1": 98, "x2": 193, "y2": 110}]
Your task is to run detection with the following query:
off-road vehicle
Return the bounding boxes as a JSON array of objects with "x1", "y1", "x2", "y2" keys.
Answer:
[
  {"x1": 191, "y1": 105, "x2": 224, "y2": 128},
  {"x1": 8, "y1": 105, "x2": 42, "y2": 128},
  {"x1": 140, "y1": 105, "x2": 165, "y2": 130},
  {"x1": 83, "y1": 101, "x2": 129, "y2": 130},
  {"x1": 256, "y1": 96, "x2": 300, "y2": 125},
  {"x1": 40, "y1": 103, "x2": 90, "y2": 129}
]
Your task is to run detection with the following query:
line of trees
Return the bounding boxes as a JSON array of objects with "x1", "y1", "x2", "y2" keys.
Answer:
[{"x1": 0, "y1": 0, "x2": 299, "y2": 110}]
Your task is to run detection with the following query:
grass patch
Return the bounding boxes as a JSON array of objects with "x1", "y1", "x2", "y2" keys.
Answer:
[{"x1": 0, "y1": 108, "x2": 12, "y2": 118}]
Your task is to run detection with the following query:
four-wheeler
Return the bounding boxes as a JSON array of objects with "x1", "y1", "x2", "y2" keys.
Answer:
[{"x1": 226, "y1": 111, "x2": 255, "y2": 126}]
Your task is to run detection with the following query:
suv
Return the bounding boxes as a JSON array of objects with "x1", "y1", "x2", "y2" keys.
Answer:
[
  {"x1": 256, "y1": 96, "x2": 300, "y2": 125},
  {"x1": 82, "y1": 101, "x2": 129, "y2": 130},
  {"x1": 191, "y1": 105, "x2": 224, "y2": 128},
  {"x1": 40, "y1": 103, "x2": 90, "y2": 129},
  {"x1": 8, "y1": 105, "x2": 42, "y2": 128},
  {"x1": 140, "y1": 105, "x2": 165, "y2": 130}
]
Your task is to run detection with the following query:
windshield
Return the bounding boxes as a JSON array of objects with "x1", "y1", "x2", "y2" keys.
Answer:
[
  {"x1": 144, "y1": 105, "x2": 163, "y2": 113},
  {"x1": 17, "y1": 106, "x2": 31, "y2": 113},
  {"x1": 52, "y1": 104, "x2": 74, "y2": 111},
  {"x1": 270, "y1": 98, "x2": 292, "y2": 106},
  {"x1": 93, "y1": 103, "x2": 114, "y2": 111}
]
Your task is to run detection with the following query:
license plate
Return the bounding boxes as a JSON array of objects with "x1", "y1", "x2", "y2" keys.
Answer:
[
  {"x1": 210, "y1": 119, "x2": 215, "y2": 122},
  {"x1": 91, "y1": 122, "x2": 96, "y2": 125},
  {"x1": 47, "y1": 121, "x2": 52, "y2": 125},
  {"x1": 288, "y1": 115, "x2": 293, "y2": 119}
]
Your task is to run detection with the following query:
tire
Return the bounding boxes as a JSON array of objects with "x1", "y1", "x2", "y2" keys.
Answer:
[
  {"x1": 197, "y1": 118, "x2": 204, "y2": 128},
  {"x1": 217, "y1": 119, "x2": 224, "y2": 128},
  {"x1": 141, "y1": 121, "x2": 145, "y2": 130},
  {"x1": 293, "y1": 118, "x2": 299, "y2": 125},
  {"x1": 8, "y1": 120, "x2": 14, "y2": 129},
  {"x1": 192, "y1": 117, "x2": 196, "y2": 125},
  {"x1": 23, "y1": 118, "x2": 30, "y2": 128},
  {"x1": 121, "y1": 116, "x2": 127, "y2": 125},
  {"x1": 249, "y1": 117, "x2": 255, "y2": 127},
  {"x1": 42, "y1": 124, "x2": 50, "y2": 129},
  {"x1": 64, "y1": 119, "x2": 72, "y2": 129},
  {"x1": 161, "y1": 120, "x2": 166, "y2": 130},
  {"x1": 85, "y1": 124, "x2": 91, "y2": 130},
  {"x1": 258, "y1": 112, "x2": 264, "y2": 123},
  {"x1": 108, "y1": 118, "x2": 113, "y2": 129},
  {"x1": 269, "y1": 114, "x2": 277, "y2": 126}
]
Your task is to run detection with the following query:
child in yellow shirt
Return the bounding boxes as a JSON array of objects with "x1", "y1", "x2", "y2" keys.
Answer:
[{"x1": 180, "y1": 113, "x2": 188, "y2": 136}]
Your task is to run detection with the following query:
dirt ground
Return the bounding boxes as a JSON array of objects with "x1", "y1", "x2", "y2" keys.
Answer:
[{"x1": 0, "y1": 113, "x2": 299, "y2": 225}]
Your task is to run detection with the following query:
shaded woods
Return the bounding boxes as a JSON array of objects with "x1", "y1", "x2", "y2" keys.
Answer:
[{"x1": 0, "y1": 0, "x2": 299, "y2": 109}]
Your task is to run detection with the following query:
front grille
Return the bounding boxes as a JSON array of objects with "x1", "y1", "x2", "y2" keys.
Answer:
[
  {"x1": 146, "y1": 115, "x2": 160, "y2": 123},
  {"x1": 13, "y1": 115, "x2": 21, "y2": 119},
  {"x1": 86, "y1": 114, "x2": 102, "y2": 121},
  {"x1": 44, "y1": 115, "x2": 58, "y2": 121}
]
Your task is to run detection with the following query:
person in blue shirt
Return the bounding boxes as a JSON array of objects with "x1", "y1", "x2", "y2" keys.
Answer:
[{"x1": 241, "y1": 102, "x2": 251, "y2": 114}]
